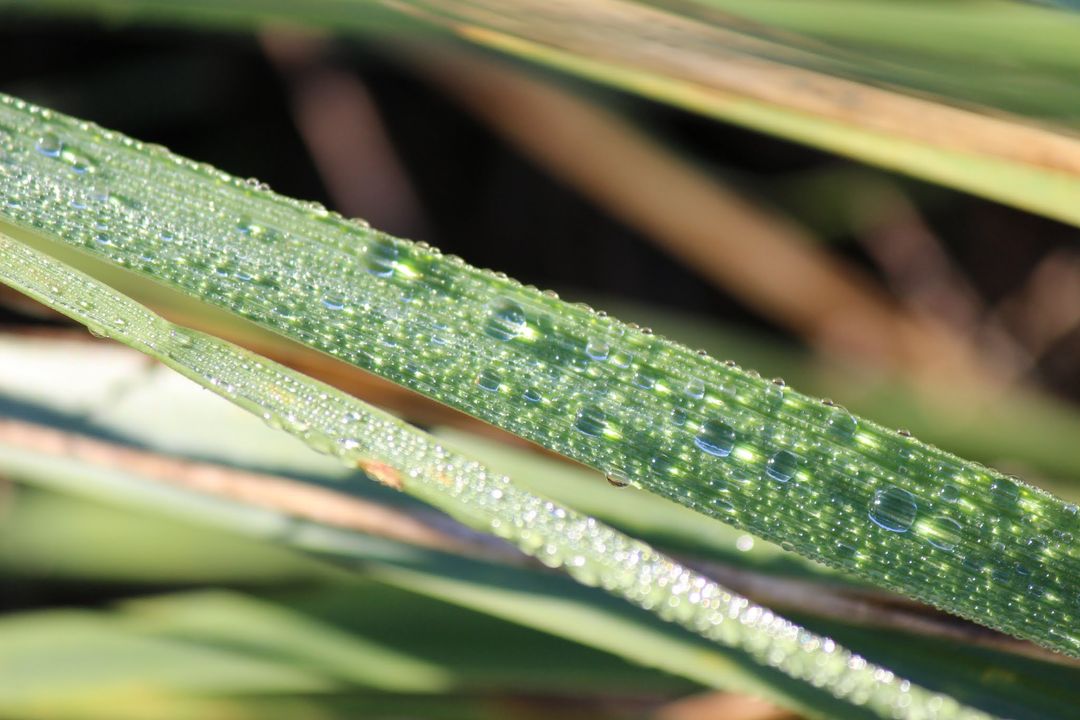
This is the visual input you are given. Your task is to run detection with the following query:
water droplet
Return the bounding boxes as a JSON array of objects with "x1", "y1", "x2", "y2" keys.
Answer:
[
  {"x1": 610, "y1": 349, "x2": 633, "y2": 368},
  {"x1": 236, "y1": 216, "x2": 265, "y2": 238},
  {"x1": 364, "y1": 236, "x2": 399, "y2": 277},
  {"x1": 938, "y1": 484, "x2": 960, "y2": 502},
  {"x1": 694, "y1": 419, "x2": 735, "y2": 457},
  {"x1": 523, "y1": 387, "x2": 543, "y2": 403},
  {"x1": 35, "y1": 131, "x2": 62, "y2": 158},
  {"x1": 925, "y1": 515, "x2": 962, "y2": 552},
  {"x1": 990, "y1": 478, "x2": 1019, "y2": 509},
  {"x1": 765, "y1": 450, "x2": 798, "y2": 482},
  {"x1": 670, "y1": 408, "x2": 687, "y2": 426},
  {"x1": 826, "y1": 409, "x2": 857, "y2": 440},
  {"x1": 633, "y1": 371, "x2": 657, "y2": 390},
  {"x1": 868, "y1": 486, "x2": 918, "y2": 533},
  {"x1": 169, "y1": 329, "x2": 195, "y2": 349},
  {"x1": 476, "y1": 369, "x2": 502, "y2": 392},
  {"x1": 650, "y1": 454, "x2": 676, "y2": 476},
  {"x1": 585, "y1": 338, "x2": 610, "y2": 360},
  {"x1": 574, "y1": 405, "x2": 608, "y2": 438},
  {"x1": 766, "y1": 379, "x2": 785, "y2": 405},
  {"x1": 606, "y1": 474, "x2": 630, "y2": 488},
  {"x1": 485, "y1": 301, "x2": 527, "y2": 341},
  {"x1": 684, "y1": 376, "x2": 705, "y2": 399},
  {"x1": 322, "y1": 295, "x2": 346, "y2": 311},
  {"x1": 835, "y1": 541, "x2": 858, "y2": 559},
  {"x1": 710, "y1": 497, "x2": 735, "y2": 513}
]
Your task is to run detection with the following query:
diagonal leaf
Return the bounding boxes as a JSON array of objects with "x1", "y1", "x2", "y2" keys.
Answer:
[
  {"x1": 0, "y1": 95, "x2": 1075, "y2": 657},
  {"x1": 0, "y1": 230, "x2": 1002, "y2": 720}
]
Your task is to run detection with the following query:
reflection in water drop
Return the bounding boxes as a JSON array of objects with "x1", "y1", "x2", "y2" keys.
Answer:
[
  {"x1": 938, "y1": 484, "x2": 960, "y2": 502},
  {"x1": 35, "y1": 132, "x2": 62, "y2": 158},
  {"x1": 868, "y1": 486, "x2": 917, "y2": 533},
  {"x1": 575, "y1": 405, "x2": 608, "y2": 437},
  {"x1": 609, "y1": 348, "x2": 633, "y2": 368},
  {"x1": 585, "y1": 338, "x2": 610, "y2": 361},
  {"x1": 990, "y1": 478, "x2": 1020, "y2": 509},
  {"x1": 476, "y1": 369, "x2": 502, "y2": 392},
  {"x1": 925, "y1": 515, "x2": 962, "y2": 552},
  {"x1": 650, "y1": 454, "x2": 674, "y2": 476},
  {"x1": 684, "y1": 376, "x2": 705, "y2": 399},
  {"x1": 694, "y1": 419, "x2": 735, "y2": 457},
  {"x1": 365, "y1": 236, "x2": 399, "y2": 277},
  {"x1": 766, "y1": 450, "x2": 798, "y2": 482},
  {"x1": 827, "y1": 409, "x2": 857, "y2": 440},
  {"x1": 485, "y1": 301, "x2": 527, "y2": 341}
]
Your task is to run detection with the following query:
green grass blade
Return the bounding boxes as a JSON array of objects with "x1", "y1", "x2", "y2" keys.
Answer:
[
  {"x1": 0, "y1": 230, "x2": 1005, "y2": 720},
  {"x1": 9, "y1": 0, "x2": 1080, "y2": 225},
  {"x1": 0, "y1": 95, "x2": 1075, "y2": 657}
]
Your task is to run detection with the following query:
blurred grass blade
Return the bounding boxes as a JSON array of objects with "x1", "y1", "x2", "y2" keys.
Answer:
[
  {"x1": 0, "y1": 332, "x2": 1068, "y2": 667},
  {"x1": 2, "y1": 412, "x2": 1078, "y2": 718},
  {"x1": 0, "y1": 95, "x2": 1076, "y2": 657},
  {"x1": 391, "y1": 0, "x2": 1080, "y2": 227},
  {"x1": 9, "y1": 0, "x2": 1080, "y2": 225},
  {"x1": 0, "y1": 231, "x2": 1000, "y2": 720}
]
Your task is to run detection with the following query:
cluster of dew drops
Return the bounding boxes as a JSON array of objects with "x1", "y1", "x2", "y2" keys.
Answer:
[{"x1": 1, "y1": 94, "x2": 1078, "y2": 651}]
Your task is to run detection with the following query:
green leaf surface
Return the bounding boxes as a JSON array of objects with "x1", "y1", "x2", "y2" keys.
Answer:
[
  {"x1": 0, "y1": 95, "x2": 1075, "y2": 658},
  {"x1": 0, "y1": 230, "x2": 1000, "y2": 720}
]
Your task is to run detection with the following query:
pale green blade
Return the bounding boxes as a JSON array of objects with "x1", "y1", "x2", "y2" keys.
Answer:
[
  {"x1": 0, "y1": 96, "x2": 1075, "y2": 656},
  {"x1": 3, "y1": 435, "x2": 1078, "y2": 718},
  {"x1": 0, "y1": 230, "x2": 1000, "y2": 720}
]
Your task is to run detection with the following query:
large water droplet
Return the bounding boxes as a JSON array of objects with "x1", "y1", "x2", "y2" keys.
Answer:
[
  {"x1": 827, "y1": 409, "x2": 857, "y2": 440},
  {"x1": 684, "y1": 376, "x2": 705, "y2": 399},
  {"x1": 322, "y1": 295, "x2": 347, "y2": 311},
  {"x1": 609, "y1": 348, "x2": 633, "y2": 368},
  {"x1": 765, "y1": 450, "x2": 798, "y2": 482},
  {"x1": 585, "y1": 338, "x2": 610, "y2": 361},
  {"x1": 485, "y1": 301, "x2": 527, "y2": 341},
  {"x1": 694, "y1": 419, "x2": 735, "y2": 457},
  {"x1": 990, "y1": 478, "x2": 1019, "y2": 509},
  {"x1": 925, "y1": 515, "x2": 962, "y2": 552},
  {"x1": 575, "y1": 405, "x2": 608, "y2": 438},
  {"x1": 633, "y1": 371, "x2": 656, "y2": 390},
  {"x1": 236, "y1": 216, "x2": 265, "y2": 238},
  {"x1": 35, "y1": 131, "x2": 62, "y2": 158},
  {"x1": 868, "y1": 486, "x2": 917, "y2": 533},
  {"x1": 938, "y1": 484, "x2": 960, "y2": 503},
  {"x1": 364, "y1": 236, "x2": 399, "y2": 277},
  {"x1": 476, "y1": 368, "x2": 502, "y2": 392},
  {"x1": 650, "y1": 454, "x2": 676, "y2": 476}
]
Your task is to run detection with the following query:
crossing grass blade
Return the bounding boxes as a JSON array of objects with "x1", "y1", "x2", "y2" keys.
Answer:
[{"x1": 0, "y1": 225, "x2": 1017, "y2": 720}]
